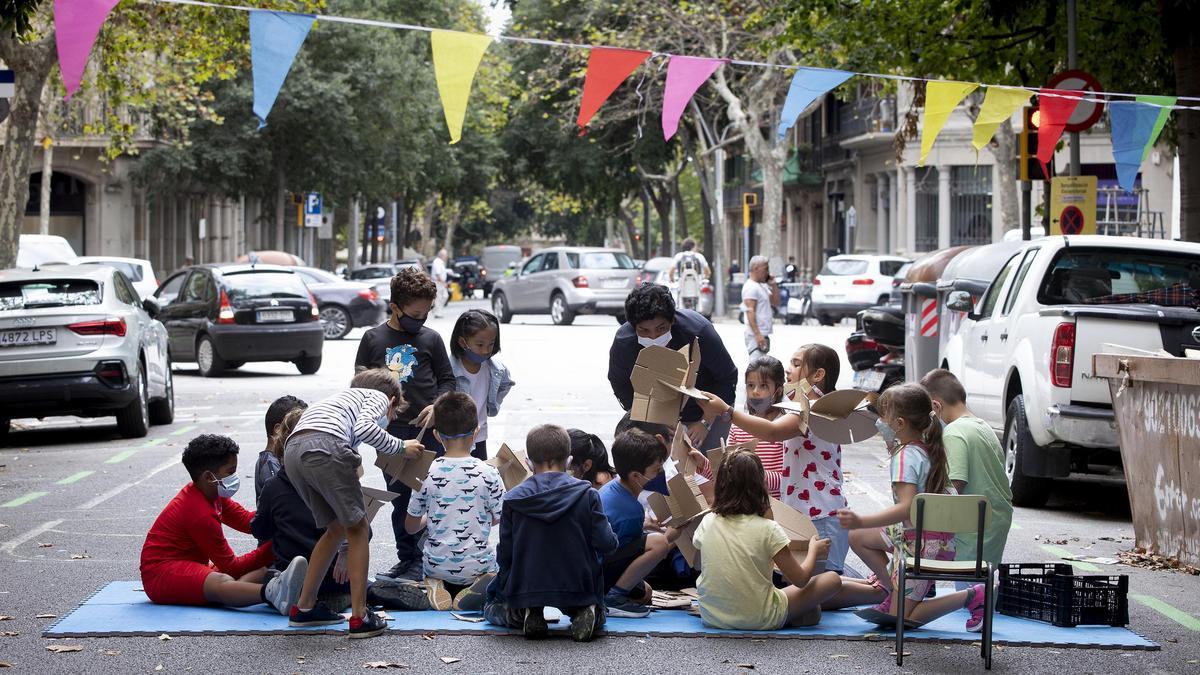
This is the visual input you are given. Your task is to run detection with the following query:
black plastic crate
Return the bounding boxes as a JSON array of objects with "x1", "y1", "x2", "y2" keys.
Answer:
[{"x1": 997, "y1": 562, "x2": 1129, "y2": 627}]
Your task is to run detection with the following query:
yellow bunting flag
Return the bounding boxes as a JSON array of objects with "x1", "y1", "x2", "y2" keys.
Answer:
[
  {"x1": 430, "y1": 30, "x2": 494, "y2": 144},
  {"x1": 972, "y1": 86, "x2": 1032, "y2": 152},
  {"x1": 920, "y1": 81, "x2": 979, "y2": 166}
]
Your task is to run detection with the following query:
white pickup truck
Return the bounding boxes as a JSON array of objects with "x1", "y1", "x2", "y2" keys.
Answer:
[{"x1": 942, "y1": 235, "x2": 1200, "y2": 506}]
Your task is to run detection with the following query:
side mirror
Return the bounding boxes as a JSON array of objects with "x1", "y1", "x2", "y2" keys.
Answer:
[
  {"x1": 142, "y1": 296, "x2": 162, "y2": 317},
  {"x1": 945, "y1": 290, "x2": 974, "y2": 314}
]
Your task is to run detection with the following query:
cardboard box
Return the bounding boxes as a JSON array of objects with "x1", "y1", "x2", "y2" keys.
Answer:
[
  {"x1": 486, "y1": 443, "x2": 531, "y2": 491},
  {"x1": 630, "y1": 338, "x2": 703, "y2": 426},
  {"x1": 374, "y1": 448, "x2": 438, "y2": 492},
  {"x1": 670, "y1": 423, "x2": 701, "y2": 476},
  {"x1": 802, "y1": 389, "x2": 880, "y2": 445},
  {"x1": 362, "y1": 486, "x2": 401, "y2": 523},
  {"x1": 769, "y1": 497, "x2": 819, "y2": 551},
  {"x1": 704, "y1": 437, "x2": 760, "y2": 482}
]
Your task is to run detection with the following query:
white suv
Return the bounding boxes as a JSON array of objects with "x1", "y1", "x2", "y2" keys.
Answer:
[{"x1": 811, "y1": 255, "x2": 910, "y2": 325}]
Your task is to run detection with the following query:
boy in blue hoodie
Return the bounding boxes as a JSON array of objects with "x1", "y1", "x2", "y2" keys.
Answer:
[{"x1": 483, "y1": 424, "x2": 618, "y2": 642}]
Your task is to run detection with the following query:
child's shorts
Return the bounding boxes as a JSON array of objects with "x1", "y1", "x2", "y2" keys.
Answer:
[
  {"x1": 602, "y1": 534, "x2": 649, "y2": 594},
  {"x1": 812, "y1": 516, "x2": 849, "y2": 574},
  {"x1": 283, "y1": 431, "x2": 365, "y2": 528},
  {"x1": 879, "y1": 524, "x2": 955, "y2": 601},
  {"x1": 142, "y1": 560, "x2": 215, "y2": 606}
]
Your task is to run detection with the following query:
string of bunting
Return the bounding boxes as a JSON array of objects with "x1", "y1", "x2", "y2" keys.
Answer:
[{"x1": 53, "y1": 0, "x2": 1198, "y2": 192}]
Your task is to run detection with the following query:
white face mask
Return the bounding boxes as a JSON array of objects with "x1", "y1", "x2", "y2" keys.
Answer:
[
  {"x1": 637, "y1": 332, "x2": 672, "y2": 348},
  {"x1": 212, "y1": 472, "x2": 240, "y2": 499}
]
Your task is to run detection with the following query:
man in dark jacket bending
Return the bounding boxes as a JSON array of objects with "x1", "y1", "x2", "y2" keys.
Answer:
[{"x1": 484, "y1": 424, "x2": 618, "y2": 642}]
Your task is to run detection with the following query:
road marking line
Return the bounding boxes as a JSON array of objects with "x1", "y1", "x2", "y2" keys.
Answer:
[
  {"x1": 1040, "y1": 545, "x2": 1100, "y2": 572},
  {"x1": 2, "y1": 491, "x2": 49, "y2": 508},
  {"x1": 76, "y1": 456, "x2": 180, "y2": 510},
  {"x1": 175, "y1": 406, "x2": 213, "y2": 411},
  {"x1": 56, "y1": 471, "x2": 95, "y2": 485},
  {"x1": 0, "y1": 519, "x2": 64, "y2": 555},
  {"x1": 1131, "y1": 594, "x2": 1200, "y2": 632},
  {"x1": 170, "y1": 424, "x2": 197, "y2": 436},
  {"x1": 237, "y1": 411, "x2": 263, "y2": 416},
  {"x1": 105, "y1": 449, "x2": 138, "y2": 464},
  {"x1": 141, "y1": 438, "x2": 165, "y2": 448}
]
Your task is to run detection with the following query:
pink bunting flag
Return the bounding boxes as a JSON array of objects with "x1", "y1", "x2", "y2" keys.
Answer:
[
  {"x1": 55, "y1": 0, "x2": 122, "y2": 100},
  {"x1": 1036, "y1": 88, "x2": 1084, "y2": 176},
  {"x1": 662, "y1": 56, "x2": 724, "y2": 141}
]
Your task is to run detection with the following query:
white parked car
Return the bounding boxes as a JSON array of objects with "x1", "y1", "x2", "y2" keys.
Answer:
[
  {"x1": 16, "y1": 234, "x2": 77, "y2": 268},
  {"x1": 72, "y1": 256, "x2": 159, "y2": 300},
  {"x1": 0, "y1": 265, "x2": 174, "y2": 440},
  {"x1": 942, "y1": 235, "x2": 1200, "y2": 506},
  {"x1": 811, "y1": 255, "x2": 910, "y2": 325}
]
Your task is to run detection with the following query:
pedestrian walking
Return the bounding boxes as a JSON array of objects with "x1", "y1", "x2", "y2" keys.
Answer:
[
  {"x1": 431, "y1": 249, "x2": 450, "y2": 318},
  {"x1": 742, "y1": 255, "x2": 778, "y2": 356}
]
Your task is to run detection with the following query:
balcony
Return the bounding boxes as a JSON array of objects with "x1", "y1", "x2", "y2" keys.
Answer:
[{"x1": 46, "y1": 96, "x2": 157, "y2": 148}]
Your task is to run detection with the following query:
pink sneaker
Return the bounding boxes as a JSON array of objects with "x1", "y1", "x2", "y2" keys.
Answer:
[
  {"x1": 965, "y1": 584, "x2": 986, "y2": 632},
  {"x1": 871, "y1": 591, "x2": 892, "y2": 615}
]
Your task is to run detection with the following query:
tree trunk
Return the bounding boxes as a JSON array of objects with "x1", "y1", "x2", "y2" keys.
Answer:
[
  {"x1": 418, "y1": 195, "x2": 438, "y2": 258},
  {"x1": 442, "y1": 203, "x2": 459, "y2": 257},
  {"x1": 990, "y1": 121, "x2": 1020, "y2": 231},
  {"x1": 274, "y1": 171, "x2": 286, "y2": 252},
  {"x1": 756, "y1": 144, "x2": 788, "y2": 269},
  {"x1": 0, "y1": 32, "x2": 57, "y2": 269},
  {"x1": 617, "y1": 201, "x2": 639, "y2": 253},
  {"x1": 1176, "y1": 44, "x2": 1200, "y2": 242},
  {"x1": 672, "y1": 177, "x2": 688, "y2": 241}
]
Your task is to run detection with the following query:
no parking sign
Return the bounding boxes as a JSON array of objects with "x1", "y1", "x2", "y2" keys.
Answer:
[{"x1": 1050, "y1": 176, "x2": 1097, "y2": 236}]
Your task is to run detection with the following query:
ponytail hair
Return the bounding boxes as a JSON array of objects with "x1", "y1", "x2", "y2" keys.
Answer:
[
  {"x1": 877, "y1": 383, "x2": 949, "y2": 494},
  {"x1": 269, "y1": 407, "x2": 305, "y2": 459}
]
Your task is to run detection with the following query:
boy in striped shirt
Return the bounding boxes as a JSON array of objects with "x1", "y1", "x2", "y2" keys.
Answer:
[{"x1": 283, "y1": 368, "x2": 425, "y2": 639}]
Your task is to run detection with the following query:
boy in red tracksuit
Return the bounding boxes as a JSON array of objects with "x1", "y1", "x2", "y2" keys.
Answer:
[{"x1": 140, "y1": 434, "x2": 307, "y2": 614}]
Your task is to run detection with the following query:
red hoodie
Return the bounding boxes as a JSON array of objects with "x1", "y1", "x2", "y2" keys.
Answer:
[{"x1": 140, "y1": 483, "x2": 273, "y2": 578}]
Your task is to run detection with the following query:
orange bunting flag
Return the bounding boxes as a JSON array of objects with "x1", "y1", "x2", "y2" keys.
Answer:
[{"x1": 577, "y1": 48, "x2": 652, "y2": 133}]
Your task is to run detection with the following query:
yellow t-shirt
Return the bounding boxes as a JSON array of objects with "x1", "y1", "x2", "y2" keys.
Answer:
[{"x1": 693, "y1": 513, "x2": 790, "y2": 630}]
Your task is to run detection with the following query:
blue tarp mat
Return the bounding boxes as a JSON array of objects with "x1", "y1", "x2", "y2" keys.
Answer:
[{"x1": 44, "y1": 582, "x2": 1157, "y2": 649}]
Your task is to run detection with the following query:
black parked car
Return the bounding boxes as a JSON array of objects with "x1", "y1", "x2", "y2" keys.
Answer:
[
  {"x1": 292, "y1": 266, "x2": 386, "y2": 340},
  {"x1": 154, "y1": 264, "x2": 325, "y2": 377}
]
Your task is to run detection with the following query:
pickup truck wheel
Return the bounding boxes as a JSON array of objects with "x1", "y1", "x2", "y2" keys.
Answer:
[{"x1": 1004, "y1": 395, "x2": 1053, "y2": 507}]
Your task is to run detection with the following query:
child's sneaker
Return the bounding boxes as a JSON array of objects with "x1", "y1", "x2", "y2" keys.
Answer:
[
  {"x1": 264, "y1": 556, "x2": 307, "y2": 616},
  {"x1": 522, "y1": 607, "x2": 548, "y2": 639},
  {"x1": 289, "y1": 603, "x2": 346, "y2": 627},
  {"x1": 367, "y1": 581, "x2": 431, "y2": 611},
  {"x1": 424, "y1": 578, "x2": 453, "y2": 611},
  {"x1": 348, "y1": 610, "x2": 387, "y2": 639},
  {"x1": 604, "y1": 588, "x2": 650, "y2": 618},
  {"x1": 965, "y1": 584, "x2": 986, "y2": 633},
  {"x1": 451, "y1": 573, "x2": 494, "y2": 612},
  {"x1": 569, "y1": 605, "x2": 598, "y2": 642},
  {"x1": 377, "y1": 558, "x2": 423, "y2": 583}
]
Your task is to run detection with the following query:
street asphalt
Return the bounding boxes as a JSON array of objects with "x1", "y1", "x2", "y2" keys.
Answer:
[{"x1": 1, "y1": 298, "x2": 1198, "y2": 673}]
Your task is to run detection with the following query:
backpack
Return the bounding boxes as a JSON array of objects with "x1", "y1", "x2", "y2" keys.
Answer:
[{"x1": 678, "y1": 252, "x2": 699, "y2": 276}]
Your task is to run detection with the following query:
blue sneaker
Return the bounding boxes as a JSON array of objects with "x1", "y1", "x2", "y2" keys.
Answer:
[{"x1": 604, "y1": 589, "x2": 650, "y2": 618}]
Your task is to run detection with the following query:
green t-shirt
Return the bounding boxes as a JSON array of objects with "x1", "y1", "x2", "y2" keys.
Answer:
[{"x1": 944, "y1": 415, "x2": 1014, "y2": 565}]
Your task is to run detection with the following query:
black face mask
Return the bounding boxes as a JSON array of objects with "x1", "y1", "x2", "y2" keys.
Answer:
[{"x1": 393, "y1": 304, "x2": 425, "y2": 334}]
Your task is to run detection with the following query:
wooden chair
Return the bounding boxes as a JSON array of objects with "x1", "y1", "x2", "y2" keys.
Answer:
[{"x1": 895, "y1": 493, "x2": 995, "y2": 669}]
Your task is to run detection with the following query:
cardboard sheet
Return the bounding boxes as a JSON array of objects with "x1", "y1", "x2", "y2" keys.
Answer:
[
  {"x1": 362, "y1": 486, "x2": 401, "y2": 523},
  {"x1": 630, "y1": 338, "x2": 702, "y2": 426},
  {"x1": 705, "y1": 437, "x2": 760, "y2": 482},
  {"x1": 805, "y1": 389, "x2": 880, "y2": 445},
  {"x1": 770, "y1": 497, "x2": 819, "y2": 551},
  {"x1": 375, "y1": 448, "x2": 438, "y2": 491},
  {"x1": 486, "y1": 443, "x2": 530, "y2": 491}
]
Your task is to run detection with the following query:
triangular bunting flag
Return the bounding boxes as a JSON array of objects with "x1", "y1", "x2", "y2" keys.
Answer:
[
  {"x1": 777, "y1": 67, "x2": 854, "y2": 140},
  {"x1": 431, "y1": 30, "x2": 494, "y2": 145},
  {"x1": 919, "y1": 81, "x2": 978, "y2": 165},
  {"x1": 1109, "y1": 101, "x2": 1161, "y2": 192},
  {"x1": 55, "y1": 0, "x2": 122, "y2": 100},
  {"x1": 1036, "y1": 88, "x2": 1084, "y2": 175},
  {"x1": 971, "y1": 86, "x2": 1032, "y2": 151},
  {"x1": 1135, "y1": 95, "x2": 1175, "y2": 162},
  {"x1": 662, "y1": 56, "x2": 724, "y2": 141},
  {"x1": 250, "y1": 10, "x2": 315, "y2": 128},
  {"x1": 577, "y1": 47, "x2": 651, "y2": 132}
]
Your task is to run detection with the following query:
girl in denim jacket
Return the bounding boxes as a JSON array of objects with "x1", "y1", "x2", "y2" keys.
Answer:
[{"x1": 449, "y1": 309, "x2": 515, "y2": 460}]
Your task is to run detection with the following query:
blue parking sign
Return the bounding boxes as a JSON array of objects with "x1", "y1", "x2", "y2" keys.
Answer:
[{"x1": 303, "y1": 192, "x2": 321, "y2": 228}]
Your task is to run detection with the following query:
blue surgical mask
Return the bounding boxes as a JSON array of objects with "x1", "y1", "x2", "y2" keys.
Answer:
[
  {"x1": 377, "y1": 415, "x2": 390, "y2": 431},
  {"x1": 397, "y1": 310, "x2": 425, "y2": 334},
  {"x1": 637, "y1": 332, "x2": 672, "y2": 349},
  {"x1": 747, "y1": 397, "x2": 775, "y2": 414},
  {"x1": 461, "y1": 348, "x2": 489, "y2": 365},
  {"x1": 212, "y1": 473, "x2": 240, "y2": 499}
]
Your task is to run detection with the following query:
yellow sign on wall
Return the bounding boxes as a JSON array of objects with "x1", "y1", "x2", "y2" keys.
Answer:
[{"x1": 1049, "y1": 175, "x2": 1098, "y2": 236}]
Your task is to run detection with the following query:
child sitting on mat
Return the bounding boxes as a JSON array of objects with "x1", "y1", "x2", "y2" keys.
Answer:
[
  {"x1": 484, "y1": 424, "x2": 618, "y2": 641},
  {"x1": 140, "y1": 434, "x2": 306, "y2": 615},
  {"x1": 833, "y1": 384, "x2": 986, "y2": 631},
  {"x1": 693, "y1": 449, "x2": 841, "y2": 630},
  {"x1": 254, "y1": 395, "x2": 307, "y2": 502},
  {"x1": 566, "y1": 429, "x2": 615, "y2": 489},
  {"x1": 405, "y1": 392, "x2": 505, "y2": 611}
]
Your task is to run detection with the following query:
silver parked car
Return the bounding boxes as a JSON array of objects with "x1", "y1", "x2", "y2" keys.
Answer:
[
  {"x1": 490, "y1": 247, "x2": 640, "y2": 325},
  {"x1": 0, "y1": 265, "x2": 174, "y2": 440}
]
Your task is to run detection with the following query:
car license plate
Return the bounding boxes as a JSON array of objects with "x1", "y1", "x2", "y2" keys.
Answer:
[
  {"x1": 257, "y1": 309, "x2": 294, "y2": 323},
  {"x1": 0, "y1": 327, "x2": 57, "y2": 347},
  {"x1": 853, "y1": 369, "x2": 886, "y2": 392},
  {"x1": 602, "y1": 278, "x2": 628, "y2": 290},
  {"x1": 825, "y1": 294, "x2": 844, "y2": 301}
]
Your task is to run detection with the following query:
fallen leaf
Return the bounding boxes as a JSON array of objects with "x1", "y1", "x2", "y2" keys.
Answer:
[
  {"x1": 34, "y1": 614, "x2": 56, "y2": 619},
  {"x1": 158, "y1": 633, "x2": 172, "y2": 641},
  {"x1": 102, "y1": 650, "x2": 120, "y2": 656},
  {"x1": 735, "y1": 664, "x2": 755, "y2": 670},
  {"x1": 70, "y1": 553, "x2": 90, "y2": 560},
  {"x1": 421, "y1": 634, "x2": 434, "y2": 641},
  {"x1": 0, "y1": 662, "x2": 11, "y2": 668},
  {"x1": 36, "y1": 542, "x2": 52, "y2": 548},
  {"x1": 0, "y1": 616, "x2": 11, "y2": 621},
  {"x1": 155, "y1": 664, "x2": 163, "y2": 672},
  {"x1": 0, "y1": 631, "x2": 16, "y2": 637},
  {"x1": 449, "y1": 613, "x2": 483, "y2": 623},
  {"x1": 439, "y1": 657, "x2": 461, "y2": 664},
  {"x1": 829, "y1": 654, "x2": 849, "y2": 659},
  {"x1": 363, "y1": 662, "x2": 408, "y2": 669},
  {"x1": 45, "y1": 645, "x2": 84, "y2": 653}
]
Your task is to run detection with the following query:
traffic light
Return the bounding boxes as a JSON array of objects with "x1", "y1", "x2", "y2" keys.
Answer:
[{"x1": 1019, "y1": 107, "x2": 1048, "y2": 182}]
